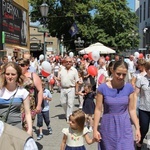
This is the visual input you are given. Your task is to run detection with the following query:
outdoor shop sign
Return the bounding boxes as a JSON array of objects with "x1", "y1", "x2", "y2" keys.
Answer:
[
  {"x1": 30, "y1": 43, "x2": 40, "y2": 50},
  {"x1": 2, "y1": 0, "x2": 27, "y2": 46}
]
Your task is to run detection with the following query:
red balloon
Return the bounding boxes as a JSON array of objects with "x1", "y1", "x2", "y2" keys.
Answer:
[
  {"x1": 49, "y1": 78, "x2": 55, "y2": 85},
  {"x1": 83, "y1": 54, "x2": 88, "y2": 59},
  {"x1": 41, "y1": 70, "x2": 50, "y2": 77},
  {"x1": 87, "y1": 66, "x2": 98, "y2": 76},
  {"x1": 139, "y1": 53, "x2": 144, "y2": 59},
  {"x1": 105, "y1": 56, "x2": 110, "y2": 61},
  {"x1": 88, "y1": 52, "x2": 93, "y2": 60},
  {"x1": 55, "y1": 55, "x2": 59, "y2": 60}
]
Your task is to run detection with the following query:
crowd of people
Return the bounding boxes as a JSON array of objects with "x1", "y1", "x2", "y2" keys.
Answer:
[{"x1": 0, "y1": 52, "x2": 150, "y2": 150}]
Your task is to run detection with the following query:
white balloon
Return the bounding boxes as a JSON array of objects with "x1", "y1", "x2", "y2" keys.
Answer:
[
  {"x1": 41, "y1": 61, "x2": 52, "y2": 73},
  {"x1": 8, "y1": 56, "x2": 12, "y2": 61},
  {"x1": 39, "y1": 54, "x2": 44, "y2": 60},
  {"x1": 134, "y1": 52, "x2": 139, "y2": 58},
  {"x1": 69, "y1": 52, "x2": 74, "y2": 58},
  {"x1": 92, "y1": 50, "x2": 100, "y2": 61}
]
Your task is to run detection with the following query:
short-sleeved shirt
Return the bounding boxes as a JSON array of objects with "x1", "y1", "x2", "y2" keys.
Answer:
[
  {"x1": 136, "y1": 75, "x2": 150, "y2": 111},
  {"x1": 62, "y1": 127, "x2": 89, "y2": 147},
  {"x1": 0, "y1": 87, "x2": 29, "y2": 128},
  {"x1": 59, "y1": 66, "x2": 79, "y2": 88},
  {"x1": 132, "y1": 70, "x2": 147, "y2": 80},
  {"x1": 42, "y1": 89, "x2": 52, "y2": 112}
]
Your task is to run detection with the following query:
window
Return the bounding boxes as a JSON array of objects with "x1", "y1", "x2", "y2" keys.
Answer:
[
  {"x1": 140, "y1": 5, "x2": 142, "y2": 23},
  {"x1": 143, "y1": 2, "x2": 145, "y2": 20},
  {"x1": 148, "y1": 0, "x2": 150, "y2": 18}
]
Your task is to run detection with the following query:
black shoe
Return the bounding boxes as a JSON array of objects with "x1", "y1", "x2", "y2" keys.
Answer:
[
  {"x1": 37, "y1": 134, "x2": 43, "y2": 140},
  {"x1": 136, "y1": 146, "x2": 141, "y2": 150},
  {"x1": 48, "y1": 127, "x2": 52, "y2": 134}
]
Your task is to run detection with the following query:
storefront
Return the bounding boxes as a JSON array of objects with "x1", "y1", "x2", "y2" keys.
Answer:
[{"x1": 0, "y1": 0, "x2": 29, "y2": 58}]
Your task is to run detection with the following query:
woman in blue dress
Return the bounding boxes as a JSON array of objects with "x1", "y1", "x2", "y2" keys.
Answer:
[{"x1": 93, "y1": 60, "x2": 141, "y2": 150}]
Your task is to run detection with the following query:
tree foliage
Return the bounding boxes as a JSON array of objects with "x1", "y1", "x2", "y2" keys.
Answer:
[{"x1": 29, "y1": 0, "x2": 139, "y2": 52}]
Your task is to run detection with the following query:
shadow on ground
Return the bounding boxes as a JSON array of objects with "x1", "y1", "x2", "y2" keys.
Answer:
[
  {"x1": 55, "y1": 104, "x2": 62, "y2": 107},
  {"x1": 51, "y1": 114, "x2": 66, "y2": 120}
]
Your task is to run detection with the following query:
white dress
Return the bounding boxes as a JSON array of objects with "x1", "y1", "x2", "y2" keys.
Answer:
[{"x1": 62, "y1": 127, "x2": 89, "y2": 150}]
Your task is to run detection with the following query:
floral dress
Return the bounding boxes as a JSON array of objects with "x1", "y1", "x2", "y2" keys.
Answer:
[{"x1": 21, "y1": 75, "x2": 37, "y2": 130}]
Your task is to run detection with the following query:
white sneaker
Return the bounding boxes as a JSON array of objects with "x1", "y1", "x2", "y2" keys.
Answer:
[{"x1": 79, "y1": 106, "x2": 82, "y2": 109}]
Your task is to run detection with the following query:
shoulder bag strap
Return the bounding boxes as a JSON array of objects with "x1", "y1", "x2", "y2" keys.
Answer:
[{"x1": 4, "y1": 87, "x2": 18, "y2": 122}]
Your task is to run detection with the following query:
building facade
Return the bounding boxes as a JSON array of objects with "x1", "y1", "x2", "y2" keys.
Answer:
[
  {"x1": 0, "y1": 0, "x2": 29, "y2": 58},
  {"x1": 30, "y1": 25, "x2": 59, "y2": 59},
  {"x1": 137, "y1": 0, "x2": 150, "y2": 54}
]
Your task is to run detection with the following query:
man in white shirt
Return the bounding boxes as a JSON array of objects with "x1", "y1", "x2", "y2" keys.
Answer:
[
  {"x1": 127, "y1": 55, "x2": 136, "y2": 77},
  {"x1": 58, "y1": 57, "x2": 79, "y2": 122}
]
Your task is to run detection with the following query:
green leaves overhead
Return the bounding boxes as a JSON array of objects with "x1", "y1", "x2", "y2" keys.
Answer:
[{"x1": 29, "y1": 0, "x2": 139, "y2": 52}]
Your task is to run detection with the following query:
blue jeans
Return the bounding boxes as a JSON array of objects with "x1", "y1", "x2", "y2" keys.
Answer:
[
  {"x1": 139, "y1": 109, "x2": 150, "y2": 144},
  {"x1": 37, "y1": 110, "x2": 50, "y2": 127}
]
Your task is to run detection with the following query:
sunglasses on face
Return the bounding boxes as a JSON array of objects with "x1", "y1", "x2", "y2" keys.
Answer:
[
  {"x1": 66, "y1": 61, "x2": 72, "y2": 63},
  {"x1": 19, "y1": 64, "x2": 25, "y2": 67}
]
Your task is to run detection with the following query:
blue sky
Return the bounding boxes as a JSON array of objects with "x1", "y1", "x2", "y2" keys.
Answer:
[{"x1": 127, "y1": 0, "x2": 134, "y2": 11}]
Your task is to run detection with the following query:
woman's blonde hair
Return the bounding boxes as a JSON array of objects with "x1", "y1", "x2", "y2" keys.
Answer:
[
  {"x1": 0, "y1": 62, "x2": 24, "y2": 88},
  {"x1": 70, "y1": 109, "x2": 85, "y2": 132}
]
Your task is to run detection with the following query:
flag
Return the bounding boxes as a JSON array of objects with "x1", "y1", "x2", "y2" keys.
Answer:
[{"x1": 69, "y1": 23, "x2": 78, "y2": 37}]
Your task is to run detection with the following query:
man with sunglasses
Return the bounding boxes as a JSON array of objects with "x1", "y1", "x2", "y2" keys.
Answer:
[{"x1": 58, "y1": 56, "x2": 79, "y2": 122}]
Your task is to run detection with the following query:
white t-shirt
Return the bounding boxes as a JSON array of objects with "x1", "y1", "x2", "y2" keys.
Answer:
[
  {"x1": 127, "y1": 60, "x2": 136, "y2": 73},
  {"x1": 62, "y1": 127, "x2": 89, "y2": 147}
]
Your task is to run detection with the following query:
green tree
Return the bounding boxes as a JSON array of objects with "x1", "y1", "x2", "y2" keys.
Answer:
[
  {"x1": 29, "y1": 0, "x2": 138, "y2": 52},
  {"x1": 93, "y1": 0, "x2": 139, "y2": 51}
]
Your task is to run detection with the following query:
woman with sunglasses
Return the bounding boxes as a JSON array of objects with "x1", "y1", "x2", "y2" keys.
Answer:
[
  {"x1": 135, "y1": 61, "x2": 150, "y2": 150},
  {"x1": 18, "y1": 58, "x2": 43, "y2": 131},
  {"x1": 0, "y1": 62, "x2": 32, "y2": 136},
  {"x1": 93, "y1": 60, "x2": 141, "y2": 150}
]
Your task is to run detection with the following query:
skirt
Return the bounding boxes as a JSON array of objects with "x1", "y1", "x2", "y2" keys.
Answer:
[{"x1": 65, "y1": 145, "x2": 86, "y2": 150}]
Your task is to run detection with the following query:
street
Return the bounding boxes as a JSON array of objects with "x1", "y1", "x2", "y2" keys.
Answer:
[
  {"x1": 33, "y1": 89, "x2": 149, "y2": 150},
  {"x1": 33, "y1": 89, "x2": 97, "y2": 150}
]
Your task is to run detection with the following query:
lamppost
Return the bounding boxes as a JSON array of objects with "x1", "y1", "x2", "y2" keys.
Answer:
[
  {"x1": 40, "y1": 1, "x2": 49, "y2": 60},
  {"x1": 74, "y1": 37, "x2": 84, "y2": 51},
  {"x1": 143, "y1": 27, "x2": 149, "y2": 54},
  {"x1": 60, "y1": 35, "x2": 64, "y2": 57}
]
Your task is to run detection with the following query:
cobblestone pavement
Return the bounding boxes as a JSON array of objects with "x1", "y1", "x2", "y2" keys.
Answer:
[{"x1": 33, "y1": 89, "x2": 150, "y2": 150}]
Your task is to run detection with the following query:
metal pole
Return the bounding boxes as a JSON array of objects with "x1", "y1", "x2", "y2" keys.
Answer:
[
  {"x1": 61, "y1": 35, "x2": 64, "y2": 57},
  {"x1": 43, "y1": 32, "x2": 46, "y2": 60},
  {"x1": 61, "y1": 44, "x2": 63, "y2": 57}
]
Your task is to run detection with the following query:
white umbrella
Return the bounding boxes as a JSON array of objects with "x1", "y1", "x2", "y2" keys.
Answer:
[{"x1": 79, "y1": 42, "x2": 116, "y2": 54}]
